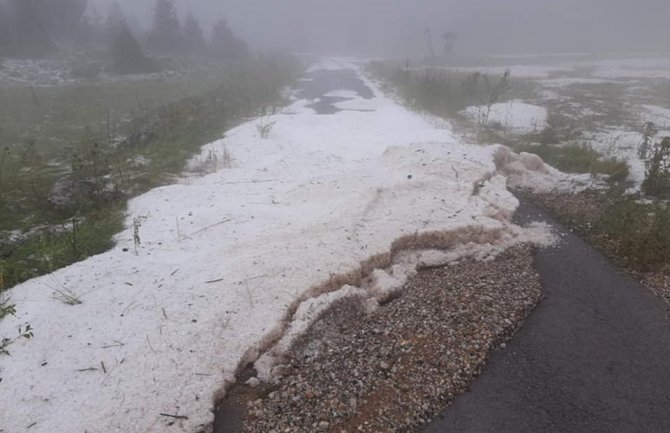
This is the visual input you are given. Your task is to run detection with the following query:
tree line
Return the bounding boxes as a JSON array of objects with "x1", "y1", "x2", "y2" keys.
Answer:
[{"x1": 0, "y1": 0, "x2": 249, "y2": 74}]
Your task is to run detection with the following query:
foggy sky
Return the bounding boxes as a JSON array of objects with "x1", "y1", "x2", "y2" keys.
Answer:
[{"x1": 90, "y1": 0, "x2": 670, "y2": 56}]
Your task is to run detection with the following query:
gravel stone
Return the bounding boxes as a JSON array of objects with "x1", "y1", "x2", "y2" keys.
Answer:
[{"x1": 226, "y1": 245, "x2": 542, "y2": 433}]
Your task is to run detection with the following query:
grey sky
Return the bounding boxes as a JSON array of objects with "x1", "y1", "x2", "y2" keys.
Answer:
[{"x1": 90, "y1": 0, "x2": 670, "y2": 56}]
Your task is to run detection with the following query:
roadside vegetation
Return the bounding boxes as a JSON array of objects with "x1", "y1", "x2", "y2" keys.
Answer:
[
  {"x1": 525, "y1": 126, "x2": 670, "y2": 304},
  {"x1": 529, "y1": 188, "x2": 670, "y2": 304},
  {"x1": 366, "y1": 60, "x2": 534, "y2": 119},
  {"x1": 515, "y1": 143, "x2": 630, "y2": 181},
  {"x1": 370, "y1": 59, "x2": 670, "y2": 305},
  {"x1": 367, "y1": 61, "x2": 628, "y2": 180},
  {"x1": 528, "y1": 113, "x2": 670, "y2": 295},
  {"x1": 0, "y1": 56, "x2": 301, "y2": 293},
  {"x1": 0, "y1": 0, "x2": 305, "y2": 357}
]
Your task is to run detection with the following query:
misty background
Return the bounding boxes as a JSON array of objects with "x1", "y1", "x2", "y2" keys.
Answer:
[{"x1": 92, "y1": 0, "x2": 670, "y2": 56}]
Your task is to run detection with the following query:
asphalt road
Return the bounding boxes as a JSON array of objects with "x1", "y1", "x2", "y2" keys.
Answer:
[
  {"x1": 293, "y1": 67, "x2": 374, "y2": 114},
  {"x1": 423, "y1": 197, "x2": 670, "y2": 433}
]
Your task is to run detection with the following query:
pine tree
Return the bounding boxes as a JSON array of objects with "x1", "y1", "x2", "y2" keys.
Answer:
[
  {"x1": 6, "y1": 0, "x2": 53, "y2": 57},
  {"x1": 79, "y1": 4, "x2": 105, "y2": 47},
  {"x1": 108, "y1": 4, "x2": 154, "y2": 75},
  {"x1": 45, "y1": 0, "x2": 88, "y2": 42},
  {"x1": 106, "y1": 2, "x2": 127, "y2": 35},
  {"x1": 442, "y1": 31, "x2": 458, "y2": 57},
  {"x1": 0, "y1": 3, "x2": 10, "y2": 57},
  {"x1": 146, "y1": 0, "x2": 182, "y2": 55},
  {"x1": 210, "y1": 19, "x2": 248, "y2": 61},
  {"x1": 183, "y1": 13, "x2": 205, "y2": 56}
]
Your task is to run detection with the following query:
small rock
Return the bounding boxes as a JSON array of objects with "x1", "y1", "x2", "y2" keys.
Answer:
[
  {"x1": 246, "y1": 377, "x2": 261, "y2": 387},
  {"x1": 380, "y1": 361, "x2": 390, "y2": 371},
  {"x1": 318, "y1": 421, "x2": 330, "y2": 430}
]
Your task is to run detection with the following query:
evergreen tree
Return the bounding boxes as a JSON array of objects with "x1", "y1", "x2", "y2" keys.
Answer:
[
  {"x1": 0, "y1": 3, "x2": 11, "y2": 57},
  {"x1": 6, "y1": 0, "x2": 53, "y2": 57},
  {"x1": 183, "y1": 13, "x2": 205, "y2": 56},
  {"x1": 108, "y1": 4, "x2": 154, "y2": 75},
  {"x1": 79, "y1": 4, "x2": 105, "y2": 47},
  {"x1": 209, "y1": 19, "x2": 248, "y2": 61},
  {"x1": 106, "y1": 2, "x2": 127, "y2": 35},
  {"x1": 442, "y1": 31, "x2": 458, "y2": 57},
  {"x1": 4, "y1": 0, "x2": 88, "y2": 53},
  {"x1": 45, "y1": 0, "x2": 88, "y2": 42},
  {"x1": 146, "y1": 0, "x2": 182, "y2": 55}
]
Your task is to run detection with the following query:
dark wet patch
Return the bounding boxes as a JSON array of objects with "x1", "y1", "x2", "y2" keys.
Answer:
[
  {"x1": 307, "y1": 96, "x2": 351, "y2": 115},
  {"x1": 295, "y1": 68, "x2": 375, "y2": 115},
  {"x1": 212, "y1": 401, "x2": 243, "y2": 433},
  {"x1": 306, "y1": 95, "x2": 375, "y2": 115}
]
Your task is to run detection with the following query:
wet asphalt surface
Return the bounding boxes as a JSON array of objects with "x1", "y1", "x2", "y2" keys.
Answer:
[
  {"x1": 294, "y1": 68, "x2": 374, "y2": 114},
  {"x1": 423, "y1": 197, "x2": 670, "y2": 433}
]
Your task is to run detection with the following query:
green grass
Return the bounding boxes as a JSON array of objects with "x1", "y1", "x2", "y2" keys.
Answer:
[
  {"x1": 0, "y1": 55, "x2": 303, "y2": 291},
  {"x1": 0, "y1": 70, "x2": 221, "y2": 154},
  {"x1": 592, "y1": 157, "x2": 631, "y2": 182},
  {"x1": 0, "y1": 74, "x2": 216, "y2": 232},
  {"x1": 594, "y1": 199, "x2": 670, "y2": 272},
  {"x1": 642, "y1": 137, "x2": 670, "y2": 199},
  {"x1": 369, "y1": 61, "x2": 631, "y2": 184},
  {"x1": 529, "y1": 190, "x2": 670, "y2": 275},
  {"x1": 1, "y1": 208, "x2": 124, "y2": 288},
  {"x1": 367, "y1": 60, "x2": 536, "y2": 119},
  {"x1": 515, "y1": 143, "x2": 629, "y2": 181}
]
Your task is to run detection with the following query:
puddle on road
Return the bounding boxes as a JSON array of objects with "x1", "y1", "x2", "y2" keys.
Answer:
[{"x1": 294, "y1": 68, "x2": 375, "y2": 115}]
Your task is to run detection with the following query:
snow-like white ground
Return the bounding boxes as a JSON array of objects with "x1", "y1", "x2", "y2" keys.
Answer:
[
  {"x1": 453, "y1": 56, "x2": 670, "y2": 189},
  {"x1": 591, "y1": 57, "x2": 670, "y2": 80},
  {"x1": 539, "y1": 77, "x2": 621, "y2": 87},
  {"x1": 0, "y1": 57, "x2": 177, "y2": 86},
  {"x1": 451, "y1": 65, "x2": 565, "y2": 79},
  {"x1": 446, "y1": 56, "x2": 670, "y2": 81},
  {"x1": 1, "y1": 59, "x2": 554, "y2": 433},
  {"x1": 464, "y1": 100, "x2": 549, "y2": 133},
  {"x1": 641, "y1": 104, "x2": 670, "y2": 131}
]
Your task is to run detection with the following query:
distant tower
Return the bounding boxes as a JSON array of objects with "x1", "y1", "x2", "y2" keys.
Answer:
[{"x1": 424, "y1": 26, "x2": 435, "y2": 61}]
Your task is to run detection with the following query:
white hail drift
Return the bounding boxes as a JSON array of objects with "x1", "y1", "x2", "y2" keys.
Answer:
[{"x1": 0, "y1": 58, "x2": 553, "y2": 433}]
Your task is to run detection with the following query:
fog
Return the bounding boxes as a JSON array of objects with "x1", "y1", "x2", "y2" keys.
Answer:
[{"x1": 91, "y1": 0, "x2": 670, "y2": 56}]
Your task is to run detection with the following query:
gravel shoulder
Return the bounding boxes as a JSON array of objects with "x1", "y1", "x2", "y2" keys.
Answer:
[{"x1": 214, "y1": 245, "x2": 543, "y2": 433}]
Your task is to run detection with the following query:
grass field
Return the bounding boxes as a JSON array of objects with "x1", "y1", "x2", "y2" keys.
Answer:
[
  {"x1": 366, "y1": 60, "x2": 536, "y2": 119},
  {"x1": 0, "y1": 56, "x2": 302, "y2": 291}
]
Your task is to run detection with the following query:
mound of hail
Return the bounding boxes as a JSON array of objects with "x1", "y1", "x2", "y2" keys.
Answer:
[
  {"x1": 0, "y1": 58, "x2": 554, "y2": 433},
  {"x1": 464, "y1": 100, "x2": 548, "y2": 133}
]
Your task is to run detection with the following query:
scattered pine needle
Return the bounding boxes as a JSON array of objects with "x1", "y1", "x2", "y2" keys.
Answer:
[{"x1": 159, "y1": 413, "x2": 188, "y2": 420}]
